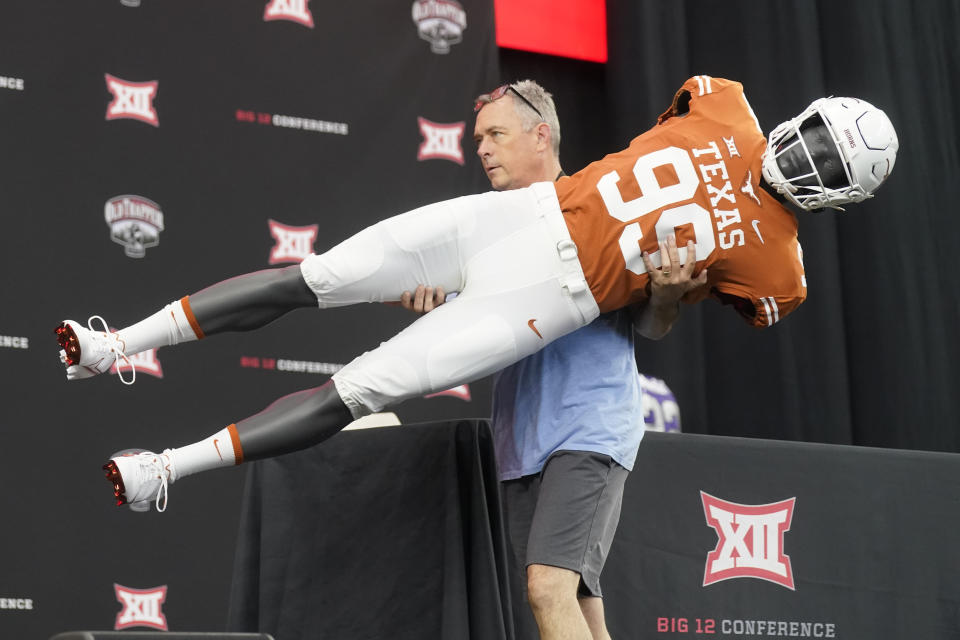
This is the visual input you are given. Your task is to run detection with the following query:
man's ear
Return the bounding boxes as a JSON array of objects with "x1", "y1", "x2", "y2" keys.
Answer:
[{"x1": 534, "y1": 121, "x2": 552, "y2": 152}]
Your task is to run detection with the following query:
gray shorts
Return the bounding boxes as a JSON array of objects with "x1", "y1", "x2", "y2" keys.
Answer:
[{"x1": 501, "y1": 450, "x2": 629, "y2": 598}]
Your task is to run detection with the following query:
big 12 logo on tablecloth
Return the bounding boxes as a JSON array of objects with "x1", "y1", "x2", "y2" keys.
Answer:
[{"x1": 701, "y1": 492, "x2": 796, "y2": 590}]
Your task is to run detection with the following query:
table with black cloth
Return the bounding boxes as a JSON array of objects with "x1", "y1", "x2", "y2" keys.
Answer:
[
  {"x1": 228, "y1": 424, "x2": 960, "y2": 640},
  {"x1": 227, "y1": 420, "x2": 516, "y2": 640}
]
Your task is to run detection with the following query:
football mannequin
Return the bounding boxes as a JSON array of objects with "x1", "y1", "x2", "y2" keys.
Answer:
[{"x1": 54, "y1": 76, "x2": 897, "y2": 511}]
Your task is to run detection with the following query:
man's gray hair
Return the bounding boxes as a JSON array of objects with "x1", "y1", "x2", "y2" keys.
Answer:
[{"x1": 475, "y1": 79, "x2": 561, "y2": 158}]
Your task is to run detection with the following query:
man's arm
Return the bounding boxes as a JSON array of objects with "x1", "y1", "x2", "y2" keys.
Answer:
[
  {"x1": 395, "y1": 235, "x2": 707, "y2": 333},
  {"x1": 633, "y1": 235, "x2": 708, "y2": 340}
]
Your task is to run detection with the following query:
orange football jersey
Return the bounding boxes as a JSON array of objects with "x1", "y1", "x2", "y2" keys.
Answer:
[{"x1": 555, "y1": 76, "x2": 807, "y2": 328}]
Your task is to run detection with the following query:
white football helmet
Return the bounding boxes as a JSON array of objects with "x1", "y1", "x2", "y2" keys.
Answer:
[{"x1": 761, "y1": 96, "x2": 898, "y2": 211}]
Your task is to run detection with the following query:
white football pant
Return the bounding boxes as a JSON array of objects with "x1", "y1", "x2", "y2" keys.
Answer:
[{"x1": 299, "y1": 182, "x2": 600, "y2": 417}]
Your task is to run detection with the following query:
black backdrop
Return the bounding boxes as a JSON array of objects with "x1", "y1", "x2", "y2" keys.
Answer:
[
  {"x1": 1, "y1": 0, "x2": 958, "y2": 637},
  {"x1": 503, "y1": 0, "x2": 960, "y2": 451},
  {"x1": 0, "y1": 1, "x2": 499, "y2": 637}
]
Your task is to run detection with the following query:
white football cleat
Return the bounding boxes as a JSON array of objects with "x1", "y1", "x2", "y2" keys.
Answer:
[
  {"x1": 103, "y1": 450, "x2": 177, "y2": 512},
  {"x1": 55, "y1": 316, "x2": 135, "y2": 384}
]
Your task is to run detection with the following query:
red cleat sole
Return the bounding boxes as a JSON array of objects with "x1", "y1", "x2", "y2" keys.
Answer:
[
  {"x1": 103, "y1": 460, "x2": 128, "y2": 506},
  {"x1": 55, "y1": 323, "x2": 82, "y2": 366}
]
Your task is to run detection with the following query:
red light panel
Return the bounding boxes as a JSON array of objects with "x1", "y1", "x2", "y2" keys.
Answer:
[{"x1": 494, "y1": 0, "x2": 607, "y2": 63}]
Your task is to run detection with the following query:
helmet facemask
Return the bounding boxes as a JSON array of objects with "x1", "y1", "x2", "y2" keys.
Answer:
[{"x1": 761, "y1": 97, "x2": 898, "y2": 212}]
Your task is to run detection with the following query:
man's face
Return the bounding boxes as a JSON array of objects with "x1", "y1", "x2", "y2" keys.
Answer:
[
  {"x1": 473, "y1": 95, "x2": 543, "y2": 191},
  {"x1": 775, "y1": 120, "x2": 846, "y2": 189}
]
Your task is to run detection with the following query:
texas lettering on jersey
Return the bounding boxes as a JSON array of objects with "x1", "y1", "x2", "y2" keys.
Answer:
[{"x1": 556, "y1": 76, "x2": 807, "y2": 328}]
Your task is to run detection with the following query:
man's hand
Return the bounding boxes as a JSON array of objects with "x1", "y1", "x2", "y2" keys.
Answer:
[
  {"x1": 633, "y1": 235, "x2": 709, "y2": 339},
  {"x1": 644, "y1": 235, "x2": 708, "y2": 306},
  {"x1": 399, "y1": 284, "x2": 446, "y2": 315}
]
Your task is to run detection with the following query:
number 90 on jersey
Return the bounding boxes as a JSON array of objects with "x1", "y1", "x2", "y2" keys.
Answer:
[{"x1": 597, "y1": 145, "x2": 723, "y2": 276}]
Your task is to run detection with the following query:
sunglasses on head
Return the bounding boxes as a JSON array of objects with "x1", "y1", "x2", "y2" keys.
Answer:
[{"x1": 474, "y1": 84, "x2": 544, "y2": 121}]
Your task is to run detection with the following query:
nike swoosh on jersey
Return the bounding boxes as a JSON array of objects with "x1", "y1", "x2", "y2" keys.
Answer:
[
  {"x1": 751, "y1": 219, "x2": 765, "y2": 244},
  {"x1": 213, "y1": 438, "x2": 223, "y2": 460},
  {"x1": 527, "y1": 319, "x2": 543, "y2": 339}
]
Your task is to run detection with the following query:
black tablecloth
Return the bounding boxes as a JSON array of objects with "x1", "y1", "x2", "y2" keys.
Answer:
[
  {"x1": 227, "y1": 420, "x2": 515, "y2": 640},
  {"x1": 229, "y1": 426, "x2": 960, "y2": 639}
]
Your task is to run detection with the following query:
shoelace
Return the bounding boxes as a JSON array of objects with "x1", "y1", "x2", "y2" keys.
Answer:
[
  {"x1": 155, "y1": 470, "x2": 168, "y2": 512},
  {"x1": 87, "y1": 315, "x2": 136, "y2": 385},
  {"x1": 149, "y1": 452, "x2": 170, "y2": 513}
]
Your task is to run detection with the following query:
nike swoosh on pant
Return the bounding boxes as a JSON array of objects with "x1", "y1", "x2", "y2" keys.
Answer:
[{"x1": 527, "y1": 319, "x2": 543, "y2": 339}]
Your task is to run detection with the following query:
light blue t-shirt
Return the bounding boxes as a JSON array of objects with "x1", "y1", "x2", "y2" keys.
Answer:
[{"x1": 491, "y1": 309, "x2": 645, "y2": 481}]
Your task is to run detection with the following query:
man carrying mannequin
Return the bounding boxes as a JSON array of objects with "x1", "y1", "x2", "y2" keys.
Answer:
[{"x1": 403, "y1": 80, "x2": 704, "y2": 640}]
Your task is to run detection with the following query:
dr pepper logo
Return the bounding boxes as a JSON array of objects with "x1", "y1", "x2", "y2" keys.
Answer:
[
  {"x1": 104, "y1": 195, "x2": 164, "y2": 258},
  {"x1": 701, "y1": 492, "x2": 796, "y2": 590},
  {"x1": 411, "y1": 0, "x2": 466, "y2": 54}
]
